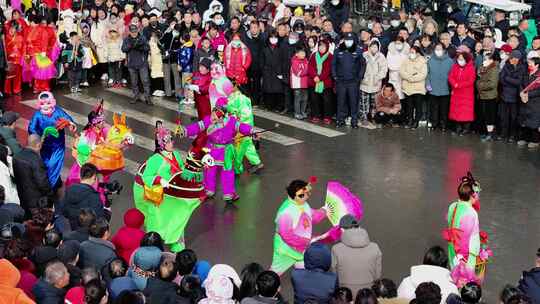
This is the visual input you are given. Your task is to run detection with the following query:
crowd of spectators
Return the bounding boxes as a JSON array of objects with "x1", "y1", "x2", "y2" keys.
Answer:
[
  {"x1": 2, "y1": 0, "x2": 540, "y2": 303},
  {"x1": 0, "y1": 0, "x2": 540, "y2": 144}
]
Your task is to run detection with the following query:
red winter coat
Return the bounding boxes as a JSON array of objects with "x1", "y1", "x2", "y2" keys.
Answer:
[
  {"x1": 290, "y1": 55, "x2": 309, "y2": 89},
  {"x1": 111, "y1": 208, "x2": 145, "y2": 263},
  {"x1": 448, "y1": 61, "x2": 476, "y2": 122},
  {"x1": 307, "y1": 51, "x2": 334, "y2": 89},
  {"x1": 223, "y1": 43, "x2": 252, "y2": 85},
  {"x1": 193, "y1": 71, "x2": 212, "y2": 119}
]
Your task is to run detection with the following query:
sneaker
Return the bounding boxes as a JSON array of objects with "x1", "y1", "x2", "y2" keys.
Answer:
[
  {"x1": 100, "y1": 74, "x2": 108, "y2": 81},
  {"x1": 70, "y1": 87, "x2": 76, "y2": 93},
  {"x1": 528, "y1": 142, "x2": 539, "y2": 149},
  {"x1": 156, "y1": 90, "x2": 166, "y2": 97},
  {"x1": 310, "y1": 117, "x2": 321, "y2": 124},
  {"x1": 122, "y1": 78, "x2": 128, "y2": 84},
  {"x1": 323, "y1": 118, "x2": 332, "y2": 125},
  {"x1": 517, "y1": 140, "x2": 528, "y2": 146},
  {"x1": 336, "y1": 122, "x2": 345, "y2": 128},
  {"x1": 75, "y1": 88, "x2": 82, "y2": 92},
  {"x1": 345, "y1": 117, "x2": 351, "y2": 126},
  {"x1": 248, "y1": 163, "x2": 264, "y2": 174},
  {"x1": 152, "y1": 90, "x2": 160, "y2": 97},
  {"x1": 366, "y1": 121, "x2": 377, "y2": 130},
  {"x1": 294, "y1": 114, "x2": 303, "y2": 120},
  {"x1": 80, "y1": 81, "x2": 89, "y2": 87},
  {"x1": 107, "y1": 79, "x2": 114, "y2": 85},
  {"x1": 224, "y1": 194, "x2": 240, "y2": 203}
]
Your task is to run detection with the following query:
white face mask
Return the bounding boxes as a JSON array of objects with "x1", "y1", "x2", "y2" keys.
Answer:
[
  {"x1": 409, "y1": 53, "x2": 417, "y2": 60},
  {"x1": 434, "y1": 49, "x2": 444, "y2": 57},
  {"x1": 331, "y1": 0, "x2": 339, "y2": 5},
  {"x1": 269, "y1": 37, "x2": 278, "y2": 44},
  {"x1": 344, "y1": 40, "x2": 353, "y2": 48},
  {"x1": 395, "y1": 43, "x2": 403, "y2": 51},
  {"x1": 215, "y1": 18, "x2": 224, "y2": 25},
  {"x1": 391, "y1": 20, "x2": 400, "y2": 27},
  {"x1": 289, "y1": 38, "x2": 298, "y2": 45},
  {"x1": 457, "y1": 59, "x2": 466, "y2": 66},
  {"x1": 500, "y1": 53, "x2": 508, "y2": 60},
  {"x1": 367, "y1": 22, "x2": 373, "y2": 30}
]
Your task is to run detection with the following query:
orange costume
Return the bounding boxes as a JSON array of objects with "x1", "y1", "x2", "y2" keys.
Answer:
[{"x1": 25, "y1": 24, "x2": 58, "y2": 93}]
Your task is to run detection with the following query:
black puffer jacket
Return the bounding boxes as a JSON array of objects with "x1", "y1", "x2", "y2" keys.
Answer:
[
  {"x1": 12, "y1": 148, "x2": 53, "y2": 211},
  {"x1": 499, "y1": 62, "x2": 526, "y2": 103},
  {"x1": 520, "y1": 71, "x2": 540, "y2": 128},
  {"x1": 60, "y1": 183, "x2": 104, "y2": 229},
  {"x1": 122, "y1": 34, "x2": 150, "y2": 69},
  {"x1": 32, "y1": 279, "x2": 66, "y2": 304}
]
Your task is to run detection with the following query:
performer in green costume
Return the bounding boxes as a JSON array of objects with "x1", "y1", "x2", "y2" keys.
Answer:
[
  {"x1": 270, "y1": 179, "x2": 327, "y2": 275},
  {"x1": 226, "y1": 84, "x2": 264, "y2": 174},
  {"x1": 133, "y1": 123, "x2": 211, "y2": 252}
]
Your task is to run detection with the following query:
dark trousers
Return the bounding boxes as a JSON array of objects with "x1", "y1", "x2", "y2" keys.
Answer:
[
  {"x1": 128, "y1": 67, "x2": 151, "y2": 100},
  {"x1": 150, "y1": 77, "x2": 164, "y2": 91},
  {"x1": 264, "y1": 93, "x2": 283, "y2": 111},
  {"x1": 247, "y1": 69, "x2": 262, "y2": 105},
  {"x1": 67, "y1": 69, "x2": 82, "y2": 90},
  {"x1": 311, "y1": 88, "x2": 334, "y2": 119},
  {"x1": 283, "y1": 86, "x2": 294, "y2": 113},
  {"x1": 478, "y1": 99, "x2": 497, "y2": 132},
  {"x1": 499, "y1": 103, "x2": 518, "y2": 139},
  {"x1": 336, "y1": 82, "x2": 359, "y2": 125},
  {"x1": 519, "y1": 127, "x2": 540, "y2": 143},
  {"x1": 401, "y1": 94, "x2": 423, "y2": 125},
  {"x1": 108, "y1": 61, "x2": 123, "y2": 83},
  {"x1": 374, "y1": 112, "x2": 400, "y2": 124},
  {"x1": 429, "y1": 94, "x2": 450, "y2": 129}
]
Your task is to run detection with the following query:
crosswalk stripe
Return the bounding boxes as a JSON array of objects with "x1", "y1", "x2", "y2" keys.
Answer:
[
  {"x1": 21, "y1": 99, "x2": 159, "y2": 154},
  {"x1": 105, "y1": 87, "x2": 345, "y2": 138},
  {"x1": 16, "y1": 117, "x2": 140, "y2": 176},
  {"x1": 251, "y1": 108, "x2": 345, "y2": 138},
  {"x1": 104, "y1": 87, "x2": 305, "y2": 145}
]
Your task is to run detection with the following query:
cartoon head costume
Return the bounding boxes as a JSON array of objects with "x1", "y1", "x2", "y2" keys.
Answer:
[{"x1": 29, "y1": 91, "x2": 75, "y2": 187}]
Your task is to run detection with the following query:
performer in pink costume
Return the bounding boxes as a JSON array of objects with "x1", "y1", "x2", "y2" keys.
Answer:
[
  {"x1": 66, "y1": 103, "x2": 110, "y2": 187},
  {"x1": 180, "y1": 107, "x2": 254, "y2": 202},
  {"x1": 209, "y1": 63, "x2": 234, "y2": 109}
]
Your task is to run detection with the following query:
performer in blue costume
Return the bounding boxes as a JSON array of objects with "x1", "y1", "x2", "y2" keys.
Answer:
[{"x1": 28, "y1": 91, "x2": 76, "y2": 188}]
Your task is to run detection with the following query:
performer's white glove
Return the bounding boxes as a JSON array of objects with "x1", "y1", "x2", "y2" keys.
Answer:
[
  {"x1": 125, "y1": 134, "x2": 135, "y2": 145},
  {"x1": 160, "y1": 178, "x2": 170, "y2": 188}
]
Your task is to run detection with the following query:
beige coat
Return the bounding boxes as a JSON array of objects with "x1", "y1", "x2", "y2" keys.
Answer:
[
  {"x1": 360, "y1": 51, "x2": 388, "y2": 94},
  {"x1": 106, "y1": 35, "x2": 125, "y2": 62},
  {"x1": 399, "y1": 55, "x2": 427, "y2": 96},
  {"x1": 149, "y1": 37, "x2": 164, "y2": 78},
  {"x1": 91, "y1": 20, "x2": 109, "y2": 63}
]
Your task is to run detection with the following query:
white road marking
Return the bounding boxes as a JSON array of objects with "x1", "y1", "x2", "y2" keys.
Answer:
[{"x1": 105, "y1": 87, "x2": 306, "y2": 145}]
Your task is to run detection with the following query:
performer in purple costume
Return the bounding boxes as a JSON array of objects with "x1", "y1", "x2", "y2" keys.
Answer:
[{"x1": 180, "y1": 107, "x2": 253, "y2": 202}]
